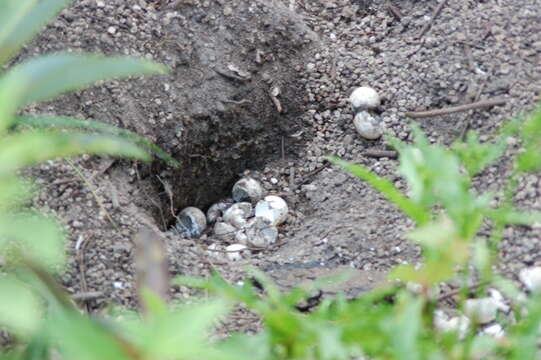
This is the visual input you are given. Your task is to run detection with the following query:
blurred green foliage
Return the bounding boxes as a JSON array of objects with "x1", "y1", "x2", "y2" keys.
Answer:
[{"x1": 2, "y1": 0, "x2": 541, "y2": 359}]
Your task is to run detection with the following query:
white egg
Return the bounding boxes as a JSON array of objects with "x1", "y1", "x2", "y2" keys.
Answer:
[
  {"x1": 175, "y1": 206, "x2": 207, "y2": 238},
  {"x1": 353, "y1": 111, "x2": 382, "y2": 140},
  {"x1": 245, "y1": 217, "x2": 278, "y2": 247},
  {"x1": 225, "y1": 244, "x2": 248, "y2": 262},
  {"x1": 223, "y1": 202, "x2": 253, "y2": 229},
  {"x1": 519, "y1": 267, "x2": 541, "y2": 292},
  {"x1": 255, "y1": 195, "x2": 288, "y2": 226},
  {"x1": 232, "y1": 177, "x2": 264, "y2": 204},
  {"x1": 349, "y1": 86, "x2": 381, "y2": 112}
]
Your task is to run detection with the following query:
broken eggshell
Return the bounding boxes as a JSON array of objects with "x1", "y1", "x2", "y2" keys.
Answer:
[
  {"x1": 225, "y1": 243, "x2": 248, "y2": 262},
  {"x1": 245, "y1": 217, "x2": 278, "y2": 247},
  {"x1": 255, "y1": 195, "x2": 288, "y2": 226},
  {"x1": 353, "y1": 111, "x2": 382, "y2": 140},
  {"x1": 349, "y1": 86, "x2": 381, "y2": 113},
  {"x1": 213, "y1": 221, "x2": 236, "y2": 241},
  {"x1": 223, "y1": 202, "x2": 253, "y2": 229},
  {"x1": 232, "y1": 177, "x2": 264, "y2": 204},
  {"x1": 175, "y1": 206, "x2": 207, "y2": 238},
  {"x1": 206, "y1": 200, "x2": 232, "y2": 225}
]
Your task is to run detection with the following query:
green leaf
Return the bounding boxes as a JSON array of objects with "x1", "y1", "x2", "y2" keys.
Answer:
[
  {"x1": 327, "y1": 156, "x2": 430, "y2": 225},
  {"x1": 485, "y1": 208, "x2": 541, "y2": 226},
  {"x1": 0, "y1": 0, "x2": 73, "y2": 65},
  {"x1": 48, "y1": 312, "x2": 136, "y2": 360},
  {"x1": 1, "y1": 52, "x2": 168, "y2": 110},
  {"x1": 0, "y1": 212, "x2": 65, "y2": 269},
  {"x1": 0, "y1": 131, "x2": 150, "y2": 175},
  {"x1": 517, "y1": 105, "x2": 541, "y2": 173},
  {"x1": 452, "y1": 131, "x2": 508, "y2": 177},
  {"x1": 15, "y1": 115, "x2": 179, "y2": 168},
  {"x1": 0, "y1": 275, "x2": 42, "y2": 336}
]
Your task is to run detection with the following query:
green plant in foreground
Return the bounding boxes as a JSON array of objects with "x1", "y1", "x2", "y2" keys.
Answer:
[
  {"x1": 0, "y1": 0, "x2": 196, "y2": 358},
  {"x1": 3, "y1": 1, "x2": 541, "y2": 359}
]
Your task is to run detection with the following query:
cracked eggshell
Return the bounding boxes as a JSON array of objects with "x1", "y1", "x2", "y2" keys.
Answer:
[
  {"x1": 464, "y1": 298, "x2": 498, "y2": 324},
  {"x1": 255, "y1": 195, "x2": 288, "y2": 226},
  {"x1": 206, "y1": 200, "x2": 232, "y2": 225},
  {"x1": 245, "y1": 217, "x2": 278, "y2": 247},
  {"x1": 349, "y1": 86, "x2": 381, "y2": 112},
  {"x1": 213, "y1": 221, "x2": 236, "y2": 241},
  {"x1": 353, "y1": 111, "x2": 382, "y2": 140},
  {"x1": 519, "y1": 267, "x2": 541, "y2": 292},
  {"x1": 175, "y1": 206, "x2": 207, "y2": 238},
  {"x1": 223, "y1": 202, "x2": 253, "y2": 229},
  {"x1": 232, "y1": 177, "x2": 264, "y2": 204},
  {"x1": 225, "y1": 244, "x2": 248, "y2": 262}
]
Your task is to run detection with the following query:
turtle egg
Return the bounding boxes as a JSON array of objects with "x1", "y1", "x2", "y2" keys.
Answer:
[
  {"x1": 225, "y1": 243, "x2": 248, "y2": 262},
  {"x1": 206, "y1": 200, "x2": 232, "y2": 225},
  {"x1": 353, "y1": 111, "x2": 382, "y2": 140},
  {"x1": 349, "y1": 86, "x2": 381, "y2": 112},
  {"x1": 519, "y1": 267, "x2": 541, "y2": 292},
  {"x1": 223, "y1": 202, "x2": 253, "y2": 229},
  {"x1": 245, "y1": 217, "x2": 278, "y2": 247},
  {"x1": 175, "y1": 206, "x2": 207, "y2": 238},
  {"x1": 213, "y1": 221, "x2": 236, "y2": 241},
  {"x1": 232, "y1": 177, "x2": 264, "y2": 204},
  {"x1": 255, "y1": 195, "x2": 288, "y2": 226}
]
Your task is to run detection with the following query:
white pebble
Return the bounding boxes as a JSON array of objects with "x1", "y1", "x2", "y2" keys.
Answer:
[
  {"x1": 483, "y1": 323, "x2": 505, "y2": 338},
  {"x1": 519, "y1": 267, "x2": 541, "y2": 292},
  {"x1": 464, "y1": 298, "x2": 498, "y2": 324},
  {"x1": 255, "y1": 195, "x2": 288, "y2": 226},
  {"x1": 226, "y1": 244, "x2": 247, "y2": 262},
  {"x1": 349, "y1": 86, "x2": 381, "y2": 112}
]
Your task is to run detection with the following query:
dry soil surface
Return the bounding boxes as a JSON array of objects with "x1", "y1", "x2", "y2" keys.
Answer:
[{"x1": 23, "y1": 0, "x2": 541, "y2": 333}]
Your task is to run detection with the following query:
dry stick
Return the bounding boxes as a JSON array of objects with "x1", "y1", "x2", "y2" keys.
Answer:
[
  {"x1": 72, "y1": 291, "x2": 104, "y2": 302},
  {"x1": 416, "y1": 0, "x2": 449, "y2": 39},
  {"x1": 405, "y1": 98, "x2": 506, "y2": 119},
  {"x1": 75, "y1": 235, "x2": 91, "y2": 312},
  {"x1": 386, "y1": 3, "x2": 403, "y2": 21},
  {"x1": 67, "y1": 159, "x2": 121, "y2": 232},
  {"x1": 363, "y1": 149, "x2": 398, "y2": 159}
]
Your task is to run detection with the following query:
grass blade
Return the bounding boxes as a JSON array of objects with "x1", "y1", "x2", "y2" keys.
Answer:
[
  {"x1": 2, "y1": 52, "x2": 168, "y2": 107},
  {"x1": 15, "y1": 115, "x2": 180, "y2": 167},
  {"x1": 0, "y1": 0, "x2": 73, "y2": 65},
  {"x1": 327, "y1": 156, "x2": 430, "y2": 225},
  {"x1": 0, "y1": 131, "x2": 150, "y2": 175}
]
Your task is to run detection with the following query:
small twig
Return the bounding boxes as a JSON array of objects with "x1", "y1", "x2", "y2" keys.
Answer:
[
  {"x1": 72, "y1": 291, "x2": 104, "y2": 302},
  {"x1": 437, "y1": 281, "x2": 485, "y2": 303},
  {"x1": 416, "y1": 0, "x2": 449, "y2": 39},
  {"x1": 386, "y1": 4, "x2": 403, "y2": 21},
  {"x1": 269, "y1": 92, "x2": 283, "y2": 113},
  {"x1": 214, "y1": 68, "x2": 247, "y2": 82},
  {"x1": 222, "y1": 98, "x2": 250, "y2": 105},
  {"x1": 300, "y1": 162, "x2": 331, "y2": 184},
  {"x1": 405, "y1": 98, "x2": 506, "y2": 119},
  {"x1": 67, "y1": 159, "x2": 120, "y2": 232},
  {"x1": 75, "y1": 235, "x2": 91, "y2": 312},
  {"x1": 363, "y1": 149, "x2": 398, "y2": 159},
  {"x1": 281, "y1": 136, "x2": 285, "y2": 160}
]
